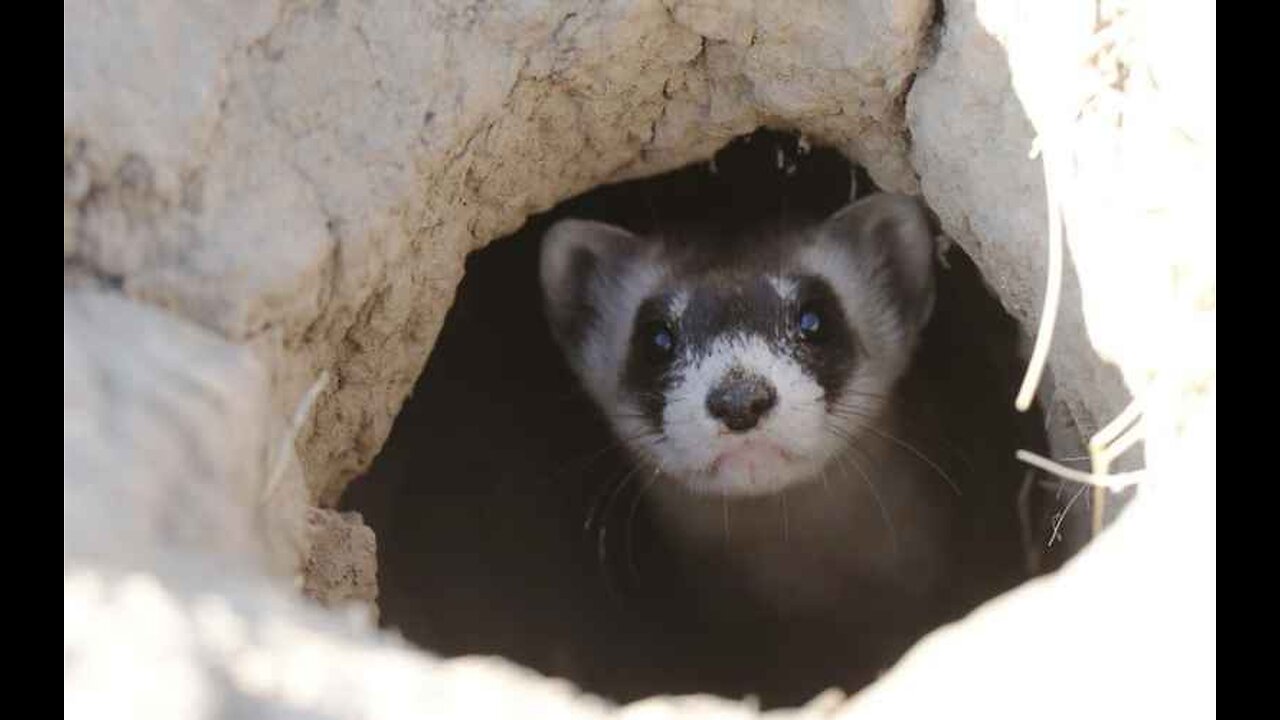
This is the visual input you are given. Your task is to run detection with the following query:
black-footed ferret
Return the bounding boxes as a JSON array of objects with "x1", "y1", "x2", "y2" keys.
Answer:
[{"x1": 540, "y1": 192, "x2": 964, "y2": 642}]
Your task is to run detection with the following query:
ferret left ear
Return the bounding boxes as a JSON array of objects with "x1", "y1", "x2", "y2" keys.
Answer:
[
  {"x1": 820, "y1": 193, "x2": 937, "y2": 332},
  {"x1": 540, "y1": 218, "x2": 640, "y2": 350}
]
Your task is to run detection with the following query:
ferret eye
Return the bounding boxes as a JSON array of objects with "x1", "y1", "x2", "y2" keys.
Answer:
[
  {"x1": 643, "y1": 321, "x2": 676, "y2": 362},
  {"x1": 798, "y1": 304, "x2": 823, "y2": 341}
]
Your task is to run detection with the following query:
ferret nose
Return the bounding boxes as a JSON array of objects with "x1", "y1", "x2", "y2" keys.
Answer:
[{"x1": 706, "y1": 371, "x2": 778, "y2": 432}]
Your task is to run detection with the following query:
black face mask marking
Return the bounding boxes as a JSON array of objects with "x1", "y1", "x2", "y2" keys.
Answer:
[
  {"x1": 623, "y1": 295, "x2": 683, "y2": 433},
  {"x1": 789, "y1": 275, "x2": 858, "y2": 408},
  {"x1": 678, "y1": 277, "x2": 788, "y2": 357},
  {"x1": 621, "y1": 273, "x2": 859, "y2": 433}
]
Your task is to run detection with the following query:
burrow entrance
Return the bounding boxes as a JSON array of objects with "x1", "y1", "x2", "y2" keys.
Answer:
[{"x1": 340, "y1": 130, "x2": 1097, "y2": 707}]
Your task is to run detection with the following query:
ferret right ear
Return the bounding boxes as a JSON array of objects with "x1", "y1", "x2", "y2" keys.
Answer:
[
  {"x1": 820, "y1": 193, "x2": 937, "y2": 334},
  {"x1": 540, "y1": 218, "x2": 639, "y2": 347}
]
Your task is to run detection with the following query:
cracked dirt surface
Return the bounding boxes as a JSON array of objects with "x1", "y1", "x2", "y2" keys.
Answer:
[{"x1": 65, "y1": 0, "x2": 934, "y2": 505}]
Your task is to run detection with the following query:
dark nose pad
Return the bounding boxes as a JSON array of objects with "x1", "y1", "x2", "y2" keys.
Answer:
[{"x1": 706, "y1": 371, "x2": 778, "y2": 432}]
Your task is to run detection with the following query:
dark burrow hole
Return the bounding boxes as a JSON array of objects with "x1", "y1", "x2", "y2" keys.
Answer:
[{"x1": 340, "y1": 129, "x2": 1093, "y2": 708}]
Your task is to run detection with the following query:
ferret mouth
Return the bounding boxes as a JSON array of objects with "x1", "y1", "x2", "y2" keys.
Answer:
[{"x1": 707, "y1": 438, "x2": 796, "y2": 477}]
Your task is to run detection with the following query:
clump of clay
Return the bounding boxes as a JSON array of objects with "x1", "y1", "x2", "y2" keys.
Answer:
[{"x1": 302, "y1": 508, "x2": 379, "y2": 622}]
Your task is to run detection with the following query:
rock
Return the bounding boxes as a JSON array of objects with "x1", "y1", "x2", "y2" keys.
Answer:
[
  {"x1": 64, "y1": 290, "x2": 306, "y2": 579},
  {"x1": 908, "y1": 0, "x2": 1132, "y2": 463},
  {"x1": 64, "y1": 0, "x2": 931, "y2": 504},
  {"x1": 302, "y1": 509, "x2": 379, "y2": 621}
]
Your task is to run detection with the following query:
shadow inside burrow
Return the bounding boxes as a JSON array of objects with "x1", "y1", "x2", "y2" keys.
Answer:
[{"x1": 340, "y1": 128, "x2": 1080, "y2": 707}]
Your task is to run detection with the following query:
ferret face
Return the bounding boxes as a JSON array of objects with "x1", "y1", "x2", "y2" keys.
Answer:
[{"x1": 541, "y1": 194, "x2": 937, "y2": 497}]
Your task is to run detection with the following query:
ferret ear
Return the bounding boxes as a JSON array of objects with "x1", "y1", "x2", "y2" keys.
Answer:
[
  {"x1": 540, "y1": 218, "x2": 640, "y2": 347},
  {"x1": 820, "y1": 193, "x2": 937, "y2": 332}
]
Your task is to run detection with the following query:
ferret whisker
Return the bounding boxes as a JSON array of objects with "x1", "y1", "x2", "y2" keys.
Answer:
[
  {"x1": 843, "y1": 387, "x2": 889, "y2": 397},
  {"x1": 780, "y1": 489, "x2": 790, "y2": 544},
  {"x1": 722, "y1": 490, "x2": 730, "y2": 545},
  {"x1": 606, "y1": 411, "x2": 656, "y2": 421},
  {"x1": 838, "y1": 444, "x2": 900, "y2": 556},
  {"x1": 584, "y1": 463, "x2": 645, "y2": 536},
  {"x1": 830, "y1": 401, "x2": 977, "y2": 475},
  {"x1": 625, "y1": 463, "x2": 665, "y2": 585},
  {"x1": 830, "y1": 417, "x2": 962, "y2": 496},
  {"x1": 588, "y1": 460, "x2": 652, "y2": 603},
  {"x1": 547, "y1": 436, "x2": 636, "y2": 485},
  {"x1": 601, "y1": 458, "x2": 656, "y2": 538}
]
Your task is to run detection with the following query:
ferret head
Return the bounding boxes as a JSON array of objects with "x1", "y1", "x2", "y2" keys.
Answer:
[{"x1": 540, "y1": 193, "x2": 936, "y2": 497}]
